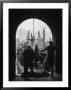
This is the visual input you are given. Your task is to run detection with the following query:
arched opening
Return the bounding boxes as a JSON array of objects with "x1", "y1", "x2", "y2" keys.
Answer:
[{"x1": 16, "y1": 18, "x2": 55, "y2": 76}]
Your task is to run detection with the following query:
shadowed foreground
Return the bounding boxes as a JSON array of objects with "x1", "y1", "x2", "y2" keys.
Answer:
[{"x1": 15, "y1": 71, "x2": 62, "y2": 81}]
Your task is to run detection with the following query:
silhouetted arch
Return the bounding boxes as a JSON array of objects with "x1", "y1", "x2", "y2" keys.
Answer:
[
  {"x1": 9, "y1": 9, "x2": 62, "y2": 80},
  {"x1": 16, "y1": 18, "x2": 55, "y2": 76}
]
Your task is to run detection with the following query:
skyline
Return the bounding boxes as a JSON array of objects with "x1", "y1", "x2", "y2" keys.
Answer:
[
  {"x1": 16, "y1": 29, "x2": 50, "y2": 50},
  {"x1": 16, "y1": 18, "x2": 53, "y2": 42}
]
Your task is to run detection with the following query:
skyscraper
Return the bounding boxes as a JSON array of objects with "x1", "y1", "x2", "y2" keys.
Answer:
[
  {"x1": 16, "y1": 38, "x2": 20, "y2": 50},
  {"x1": 26, "y1": 30, "x2": 30, "y2": 40},
  {"x1": 42, "y1": 28, "x2": 45, "y2": 48},
  {"x1": 37, "y1": 31, "x2": 43, "y2": 49}
]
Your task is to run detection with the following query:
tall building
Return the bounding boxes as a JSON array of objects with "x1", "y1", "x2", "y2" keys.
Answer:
[
  {"x1": 37, "y1": 31, "x2": 43, "y2": 49},
  {"x1": 42, "y1": 28, "x2": 45, "y2": 48},
  {"x1": 16, "y1": 38, "x2": 20, "y2": 50},
  {"x1": 26, "y1": 30, "x2": 31, "y2": 46},
  {"x1": 26, "y1": 30, "x2": 30, "y2": 40}
]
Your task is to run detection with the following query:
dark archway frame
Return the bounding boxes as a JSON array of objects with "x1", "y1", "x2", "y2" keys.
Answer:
[
  {"x1": 9, "y1": 9, "x2": 62, "y2": 81},
  {"x1": 16, "y1": 18, "x2": 54, "y2": 76}
]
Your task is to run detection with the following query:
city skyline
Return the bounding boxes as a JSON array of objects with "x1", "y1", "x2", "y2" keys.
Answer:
[
  {"x1": 16, "y1": 28, "x2": 51, "y2": 50},
  {"x1": 16, "y1": 18, "x2": 53, "y2": 42}
]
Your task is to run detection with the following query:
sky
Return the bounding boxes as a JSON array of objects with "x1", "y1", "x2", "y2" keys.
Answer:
[{"x1": 16, "y1": 18, "x2": 53, "y2": 42}]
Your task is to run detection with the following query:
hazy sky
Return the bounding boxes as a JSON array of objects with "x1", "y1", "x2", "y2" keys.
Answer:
[{"x1": 16, "y1": 18, "x2": 52, "y2": 42}]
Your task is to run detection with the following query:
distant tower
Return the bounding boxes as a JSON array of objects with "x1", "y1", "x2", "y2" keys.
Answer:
[
  {"x1": 26, "y1": 30, "x2": 31, "y2": 46},
  {"x1": 16, "y1": 38, "x2": 20, "y2": 50},
  {"x1": 37, "y1": 31, "x2": 43, "y2": 49},
  {"x1": 31, "y1": 33, "x2": 34, "y2": 46},
  {"x1": 42, "y1": 28, "x2": 45, "y2": 48},
  {"x1": 27, "y1": 30, "x2": 30, "y2": 40}
]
